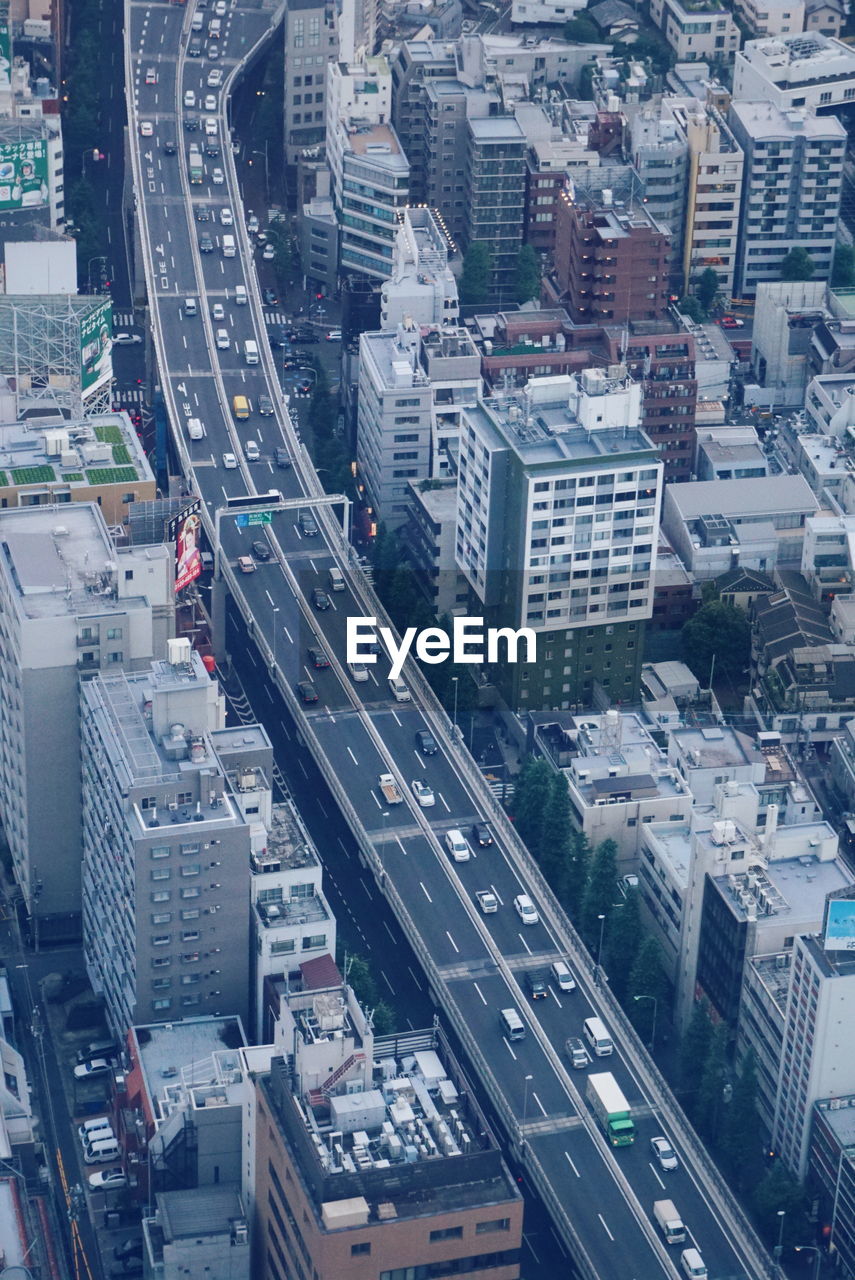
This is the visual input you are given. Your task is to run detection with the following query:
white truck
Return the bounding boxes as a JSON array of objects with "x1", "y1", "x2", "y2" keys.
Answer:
[
  {"x1": 586, "y1": 1072, "x2": 635, "y2": 1146},
  {"x1": 476, "y1": 890, "x2": 498, "y2": 914},
  {"x1": 653, "y1": 1200, "x2": 686, "y2": 1246},
  {"x1": 378, "y1": 773, "x2": 403, "y2": 805}
]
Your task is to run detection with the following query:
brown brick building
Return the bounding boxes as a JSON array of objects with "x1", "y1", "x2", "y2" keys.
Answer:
[
  {"x1": 553, "y1": 191, "x2": 671, "y2": 326},
  {"x1": 254, "y1": 987, "x2": 523, "y2": 1280}
]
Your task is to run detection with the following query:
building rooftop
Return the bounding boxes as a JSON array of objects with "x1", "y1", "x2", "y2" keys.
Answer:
[
  {"x1": 250, "y1": 802, "x2": 319, "y2": 876},
  {"x1": 346, "y1": 123, "x2": 409, "y2": 172},
  {"x1": 0, "y1": 1177, "x2": 27, "y2": 1266},
  {"x1": 145, "y1": 1184, "x2": 248, "y2": 1262},
  {"x1": 814, "y1": 1091, "x2": 855, "y2": 1147},
  {"x1": 730, "y1": 99, "x2": 847, "y2": 140},
  {"x1": 751, "y1": 951, "x2": 793, "y2": 1012},
  {"x1": 362, "y1": 330, "x2": 429, "y2": 391},
  {"x1": 711, "y1": 851, "x2": 851, "y2": 926},
  {"x1": 0, "y1": 503, "x2": 164, "y2": 620},
  {"x1": 0, "y1": 412, "x2": 152, "y2": 493},
  {"x1": 665, "y1": 473, "x2": 819, "y2": 519},
  {"x1": 408, "y1": 480, "x2": 460, "y2": 523},
  {"x1": 468, "y1": 115, "x2": 525, "y2": 143},
  {"x1": 671, "y1": 724, "x2": 764, "y2": 770},
  {"x1": 644, "y1": 820, "x2": 694, "y2": 888},
  {"x1": 132, "y1": 1016, "x2": 246, "y2": 1117},
  {"x1": 741, "y1": 31, "x2": 855, "y2": 71}
]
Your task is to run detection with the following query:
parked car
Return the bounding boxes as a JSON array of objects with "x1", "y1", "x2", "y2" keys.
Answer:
[
  {"x1": 720, "y1": 315, "x2": 745, "y2": 329},
  {"x1": 297, "y1": 680, "x2": 318, "y2": 704},
  {"x1": 262, "y1": 243, "x2": 275, "y2": 260},
  {"x1": 247, "y1": 213, "x2": 260, "y2": 234},
  {"x1": 251, "y1": 540, "x2": 271, "y2": 561},
  {"x1": 326, "y1": 329, "x2": 342, "y2": 341},
  {"x1": 88, "y1": 1168, "x2": 127, "y2": 1191},
  {"x1": 74, "y1": 1058, "x2": 112, "y2": 1081},
  {"x1": 113, "y1": 333, "x2": 142, "y2": 345},
  {"x1": 262, "y1": 288, "x2": 279, "y2": 306}
]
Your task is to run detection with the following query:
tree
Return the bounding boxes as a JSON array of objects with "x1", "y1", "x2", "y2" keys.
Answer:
[
  {"x1": 720, "y1": 1049, "x2": 764, "y2": 1189},
  {"x1": 693, "y1": 1021, "x2": 729, "y2": 1139},
  {"x1": 752, "y1": 1163, "x2": 811, "y2": 1255},
  {"x1": 579, "y1": 838, "x2": 618, "y2": 951},
  {"x1": 514, "y1": 244, "x2": 541, "y2": 304},
  {"x1": 563, "y1": 830, "x2": 590, "y2": 917},
  {"x1": 538, "y1": 774, "x2": 574, "y2": 899},
  {"x1": 604, "y1": 889, "x2": 642, "y2": 1001},
  {"x1": 780, "y1": 247, "x2": 815, "y2": 282},
  {"x1": 832, "y1": 244, "x2": 855, "y2": 289},
  {"x1": 563, "y1": 15, "x2": 599, "y2": 40},
  {"x1": 459, "y1": 242, "x2": 492, "y2": 305},
  {"x1": 677, "y1": 295, "x2": 705, "y2": 324},
  {"x1": 680, "y1": 599, "x2": 750, "y2": 685},
  {"x1": 512, "y1": 757, "x2": 553, "y2": 858},
  {"x1": 626, "y1": 935, "x2": 666, "y2": 1041},
  {"x1": 695, "y1": 266, "x2": 720, "y2": 313},
  {"x1": 679, "y1": 998, "x2": 713, "y2": 1108}
]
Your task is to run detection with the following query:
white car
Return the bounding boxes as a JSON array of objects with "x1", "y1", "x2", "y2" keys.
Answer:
[
  {"x1": 220, "y1": 207, "x2": 233, "y2": 226},
  {"x1": 211, "y1": 167, "x2": 224, "y2": 184},
  {"x1": 650, "y1": 1136, "x2": 679, "y2": 1172},
  {"x1": 326, "y1": 328, "x2": 342, "y2": 341},
  {"x1": 207, "y1": 68, "x2": 223, "y2": 87},
  {"x1": 73, "y1": 1058, "x2": 112, "y2": 1081},
  {"x1": 411, "y1": 779, "x2": 435, "y2": 808},
  {"x1": 247, "y1": 213, "x2": 260, "y2": 234},
  {"x1": 205, "y1": 117, "x2": 218, "y2": 137},
  {"x1": 214, "y1": 0, "x2": 227, "y2": 11},
  {"x1": 262, "y1": 243, "x2": 275, "y2": 260},
  {"x1": 113, "y1": 333, "x2": 142, "y2": 345},
  {"x1": 183, "y1": 89, "x2": 196, "y2": 108},
  {"x1": 204, "y1": 94, "x2": 217, "y2": 111},
  {"x1": 348, "y1": 661, "x2": 369, "y2": 683},
  {"x1": 88, "y1": 1168, "x2": 127, "y2": 1192},
  {"x1": 139, "y1": 121, "x2": 153, "y2": 137},
  {"x1": 211, "y1": 303, "x2": 225, "y2": 320},
  {"x1": 145, "y1": 67, "x2": 157, "y2": 85},
  {"x1": 513, "y1": 894, "x2": 539, "y2": 926},
  {"x1": 445, "y1": 829, "x2": 470, "y2": 863},
  {"x1": 222, "y1": 452, "x2": 238, "y2": 469}
]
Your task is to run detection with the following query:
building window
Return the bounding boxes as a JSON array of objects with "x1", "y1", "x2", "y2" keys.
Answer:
[
  {"x1": 302, "y1": 934, "x2": 326, "y2": 950},
  {"x1": 271, "y1": 939, "x2": 296, "y2": 956},
  {"x1": 181, "y1": 887, "x2": 201, "y2": 899},
  {"x1": 476, "y1": 1219, "x2": 510, "y2": 1234},
  {"x1": 151, "y1": 869, "x2": 171, "y2": 882},
  {"x1": 151, "y1": 847, "x2": 170, "y2": 860},
  {"x1": 151, "y1": 891, "x2": 171, "y2": 904},
  {"x1": 151, "y1": 913, "x2": 172, "y2": 925},
  {"x1": 430, "y1": 1227, "x2": 463, "y2": 1241},
  {"x1": 151, "y1": 935, "x2": 170, "y2": 947},
  {"x1": 152, "y1": 998, "x2": 172, "y2": 1010},
  {"x1": 351, "y1": 1243, "x2": 371, "y2": 1257}
]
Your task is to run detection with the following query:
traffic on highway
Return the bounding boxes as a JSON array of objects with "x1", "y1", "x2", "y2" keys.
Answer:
[{"x1": 126, "y1": 3, "x2": 774, "y2": 1277}]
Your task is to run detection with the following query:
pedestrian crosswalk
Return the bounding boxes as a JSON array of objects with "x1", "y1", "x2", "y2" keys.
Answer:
[
  {"x1": 264, "y1": 312, "x2": 289, "y2": 326},
  {"x1": 113, "y1": 312, "x2": 136, "y2": 327},
  {"x1": 114, "y1": 389, "x2": 146, "y2": 404}
]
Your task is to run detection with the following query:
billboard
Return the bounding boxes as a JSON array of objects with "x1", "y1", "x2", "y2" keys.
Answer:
[
  {"x1": 0, "y1": 139, "x2": 48, "y2": 211},
  {"x1": 168, "y1": 501, "x2": 203, "y2": 593},
  {"x1": 80, "y1": 298, "x2": 113, "y2": 399},
  {"x1": 0, "y1": 4, "x2": 10, "y2": 90},
  {"x1": 824, "y1": 899, "x2": 855, "y2": 952}
]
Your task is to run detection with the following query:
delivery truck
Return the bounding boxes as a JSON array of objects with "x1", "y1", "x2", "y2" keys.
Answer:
[
  {"x1": 654, "y1": 1200, "x2": 686, "y2": 1245},
  {"x1": 378, "y1": 773, "x2": 403, "y2": 805},
  {"x1": 586, "y1": 1072, "x2": 635, "y2": 1146}
]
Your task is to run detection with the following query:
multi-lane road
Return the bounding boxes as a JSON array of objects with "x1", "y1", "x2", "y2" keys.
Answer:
[{"x1": 124, "y1": 3, "x2": 774, "y2": 1277}]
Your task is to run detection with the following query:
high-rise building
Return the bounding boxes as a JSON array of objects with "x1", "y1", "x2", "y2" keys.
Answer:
[
  {"x1": 464, "y1": 115, "x2": 526, "y2": 303},
  {"x1": 729, "y1": 102, "x2": 845, "y2": 297},
  {"x1": 81, "y1": 642, "x2": 252, "y2": 1035},
  {"x1": 0, "y1": 503, "x2": 172, "y2": 943},
  {"x1": 254, "y1": 982, "x2": 523, "y2": 1280},
  {"x1": 554, "y1": 195, "x2": 671, "y2": 326},
  {"x1": 456, "y1": 371, "x2": 662, "y2": 710},
  {"x1": 282, "y1": 0, "x2": 338, "y2": 165},
  {"x1": 379, "y1": 207, "x2": 459, "y2": 330},
  {"x1": 733, "y1": 33, "x2": 855, "y2": 115},
  {"x1": 629, "y1": 109, "x2": 689, "y2": 281},
  {"x1": 612, "y1": 321, "x2": 699, "y2": 484}
]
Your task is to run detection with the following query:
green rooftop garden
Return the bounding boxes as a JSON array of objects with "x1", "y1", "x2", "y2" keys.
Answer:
[
  {"x1": 112, "y1": 445, "x2": 131, "y2": 465},
  {"x1": 62, "y1": 472, "x2": 84, "y2": 482},
  {"x1": 11, "y1": 465, "x2": 55, "y2": 485},
  {"x1": 87, "y1": 467, "x2": 138, "y2": 485},
  {"x1": 94, "y1": 423, "x2": 124, "y2": 445}
]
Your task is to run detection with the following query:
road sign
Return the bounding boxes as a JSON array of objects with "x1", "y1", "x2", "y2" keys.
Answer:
[{"x1": 248, "y1": 511, "x2": 272, "y2": 525}]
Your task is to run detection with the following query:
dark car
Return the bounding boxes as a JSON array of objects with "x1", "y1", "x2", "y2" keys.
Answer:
[
  {"x1": 297, "y1": 680, "x2": 318, "y2": 704},
  {"x1": 268, "y1": 327, "x2": 288, "y2": 348},
  {"x1": 472, "y1": 821, "x2": 493, "y2": 847},
  {"x1": 308, "y1": 646, "x2": 330, "y2": 670},
  {"x1": 274, "y1": 447, "x2": 292, "y2": 469},
  {"x1": 183, "y1": 117, "x2": 199, "y2": 131},
  {"x1": 114, "y1": 1241, "x2": 143, "y2": 1263},
  {"x1": 525, "y1": 970, "x2": 548, "y2": 1000},
  {"x1": 299, "y1": 511, "x2": 318, "y2": 537},
  {"x1": 251, "y1": 540, "x2": 271, "y2": 562},
  {"x1": 298, "y1": 381, "x2": 312, "y2": 395},
  {"x1": 311, "y1": 587, "x2": 330, "y2": 611},
  {"x1": 262, "y1": 288, "x2": 279, "y2": 306},
  {"x1": 195, "y1": 204, "x2": 211, "y2": 222},
  {"x1": 416, "y1": 729, "x2": 437, "y2": 755},
  {"x1": 258, "y1": 394, "x2": 274, "y2": 416},
  {"x1": 205, "y1": 140, "x2": 220, "y2": 158},
  {"x1": 296, "y1": 330, "x2": 319, "y2": 344},
  {"x1": 199, "y1": 235, "x2": 214, "y2": 253},
  {"x1": 163, "y1": 139, "x2": 177, "y2": 155},
  {"x1": 188, "y1": 38, "x2": 202, "y2": 55}
]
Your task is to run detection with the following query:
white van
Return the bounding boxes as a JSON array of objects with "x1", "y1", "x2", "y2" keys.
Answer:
[
  {"x1": 187, "y1": 417, "x2": 204, "y2": 440},
  {"x1": 680, "y1": 1249, "x2": 708, "y2": 1279},
  {"x1": 388, "y1": 675, "x2": 411, "y2": 702},
  {"x1": 208, "y1": 17, "x2": 221, "y2": 36},
  {"x1": 348, "y1": 661, "x2": 369, "y2": 683},
  {"x1": 244, "y1": 339, "x2": 259, "y2": 365},
  {"x1": 550, "y1": 960, "x2": 576, "y2": 993},
  {"x1": 583, "y1": 1016, "x2": 614, "y2": 1057},
  {"x1": 500, "y1": 1008, "x2": 525, "y2": 1042},
  {"x1": 184, "y1": 297, "x2": 197, "y2": 316},
  {"x1": 234, "y1": 284, "x2": 247, "y2": 305},
  {"x1": 84, "y1": 1136, "x2": 120, "y2": 1164},
  {"x1": 205, "y1": 117, "x2": 218, "y2": 137},
  {"x1": 191, "y1": 11, "x2": 204, "y2": 30},
  {"x1": 244, "y1": 440, "x2": 260, "y2": 462},
  {"x1": 328, "y1": 566, "x2": 345, "y2": 592},
  {"x1": 215, "y1": 328, "x2": 229, "y2": 350},
  {"x1": 79, "y1": 1116, "x2": 113, "y2": 1143},
  {"x1": 222, "y1": 234, "x2": 236, "y2": 258}
]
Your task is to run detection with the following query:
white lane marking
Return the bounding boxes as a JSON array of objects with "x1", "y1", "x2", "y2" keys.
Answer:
[
  {"x1": 438, "y1": 793, "x2": 450, "y2": 813},
  {"x1": 347, "y1": 746, "x2": 358, "y2": 765},
  {"x1": 370, "y1": 791, "x2": 382, "y2": 810},
  {"x1": 473, "y1": 982, "x2": 487, "y2": 1006},
  {"x1": 391, "y1": 710, "x2": 401, "y2": 726},
  {"x1": 518, "y1": 932, "x2": 532, "y2": 955},
  {"x1": 532, "y1": 1091, "x2": 547, "y2": 1118},
  {"x1": 279, "y1": 720, "x2": 291, "y2": 740},
  {"x1": 381, "y1": 970, "x2": 395, "y2": 994},
  {"x1": 564, "y1": 1152, "x2": 580, "y2": 1178},
  {"x1": 407, "y1": 966, "x2": 423, "y2": 990},
  {"x1": 297, "y1": 760, "x2": 308, "y2": 778},
  {"x1": 420, "y1": 882, "x2": 432, "y2": 903},
  {"x1": 491, "y1": 884, "x2": 504, "y2": 906},
  {"x1": 445, "y1": 931, "x2": 458, "y2": 954},
  {"x1": 649, "y1": 1165, "x2": 666, "y2": 1191},
  {"x1": 503, "y1": 1038, "x2": 517, "y2": 1061},
  {"x1": 359, "y1": 877, "x2": 373, "y2": 898},
  {"x1": 265, "y1": 589, "x2": 275, "y2": 606},
  {"x1": 597, "y1": 1215, "x2": 614, "y2": 1243},
  {"x1": 317, "y1": 800, "x2": 328, "y2": 817},
  {"x1": 383, "y1": 922, "x2": 395, "y2": 942},
  {"x1": 283, "y1": 626, "x2": 293, "y2": 644},
  {"x1": 550, "y1": 989, "x2": 563, "y2": 1009}
]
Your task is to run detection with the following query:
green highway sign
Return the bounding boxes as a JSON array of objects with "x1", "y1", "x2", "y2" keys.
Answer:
[{"x1": 247, "y1": 511, "x2": 272, "y2": 525}]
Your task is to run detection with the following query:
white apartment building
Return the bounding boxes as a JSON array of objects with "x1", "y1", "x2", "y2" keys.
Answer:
[
  {"x1": 649, "y1": 0, "x2": 740, "y2": 62},
  {"x1": 733, "y1": 33, "x2": 855, "y2": 113},
  {"x1": 735, "y1": 0, "x2": 805, "y2": 37},
  {"x1": 0, "y1": 504, "x2": 172, "y2": 944},
  {"x1": 380, "y1": 207, "x2": 459, "y2": 330},
  {"x1": 282, "y1": 0, "x2": 337, "y2": 164},
  {"x1": 751, "y1": 279, "x2": 830, "y2": 407},
  {"x1": 511, "y1": 0, "x2": 586, "y2": 24}
]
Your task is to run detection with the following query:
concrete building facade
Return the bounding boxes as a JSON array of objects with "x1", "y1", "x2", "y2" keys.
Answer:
[{"x1": 282, "y1": 0, "x2": 338, "y2": 165}]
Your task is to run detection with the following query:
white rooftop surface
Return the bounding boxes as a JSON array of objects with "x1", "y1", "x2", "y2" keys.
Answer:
[
  {"x1": 646, "y1": 821, "x2": 694, "y2": 888},
  {"x1": 716, "y1": 853, "x2": 851, "y2": 925},
  {"x1": 135, "y1": 1016, "x2": 245, "y2": 1105},
  {"x1": 666, "y1": 474, "x2": 819, "y2": 519},
  {"x1": 0, "y1": 1178, "x2": 25, "y2": 1265},
  {"x1": 730, "y1": 99, "x2": 847, "y2": 140},
  {"x1": 671, "y1": 724, "x2": 763, "y2": 769}
]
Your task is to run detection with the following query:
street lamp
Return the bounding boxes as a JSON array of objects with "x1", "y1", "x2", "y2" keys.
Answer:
[
  {"x1": 521, "y1": 1074, "x2": 533, "y2": 1151},
  {"x1": 271, "y1": 605, "x2": 279, "y2": 673},
  {"x1": 633, "y1": 994, "x2": 658, "y2": 1054},
  {"x1": 794, "y1": 1245, "x2": 821, "y2": 1280},
  {"x1": 379, "y1": 809, "x2": 389, "y2": 888},
  {"x1": 451, "y1": 676, "x2": 459, "y2": 736},
  {"x1": 774, "y1": 1209, "x2": 786, "y2": 1274},
  {"x1": 595, "y1": 913, "x2": 607, "y2": 987}
]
